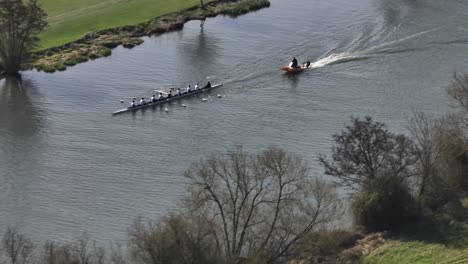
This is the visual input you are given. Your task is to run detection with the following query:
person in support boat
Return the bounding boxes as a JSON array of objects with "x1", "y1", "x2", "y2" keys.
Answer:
[
  {"x1": 203, "y1": 81, "x2": 211, "y2": 89},
  {"x1": 186, "y1": 85, "x2": 191, "y2": 94},
  {"x1": 289, "y1": 57, "x2": 298, "y2": 68},
  {"x1": 304, "y1": 61, "x2": 311, "y2": 68}
]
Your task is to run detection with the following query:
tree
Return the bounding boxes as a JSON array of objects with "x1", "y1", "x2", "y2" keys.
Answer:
[
  {"x1": 447, "y1": 72, "x2": 468, "y2": 112},
  {"x1": 351, "y1": 172, "x2": 416, "y2": 231},
  {"x1": 2, "y1": 228, "x2": 34, "y2": 264},
  {"x1": 184, "y1": 146, "x2": 342, "y2": 263},
  {"x1": 128, "y1": 215, "x2": 221, "y2": 264},
  {"x1": 319, "y1": 116, "x2": 416, "y2": 191},
  {"x1": 200, "y1": 0, "x2": 205, "y2": 9},
  {"x1": 409, "y1": 112, "x2": 468, "y2": 214},
  {"x1": 0, "y1": 0, "x2": 47, "y2": 76}
]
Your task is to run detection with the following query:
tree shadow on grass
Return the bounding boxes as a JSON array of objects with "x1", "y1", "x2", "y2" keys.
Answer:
[{"x1": 392, "y1": 218, "x2": 468, "y2": 248}]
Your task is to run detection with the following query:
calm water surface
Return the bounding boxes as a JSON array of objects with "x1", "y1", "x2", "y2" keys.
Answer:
[{"x1": 1, "y1": 0, "x2": 468, "y2": 244}]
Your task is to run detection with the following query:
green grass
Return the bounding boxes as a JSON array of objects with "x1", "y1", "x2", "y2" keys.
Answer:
[
  {"x1": 38, "y1": 0, "x2": 208, "y2": 48},
  {"x1": 362, "y1": 224, "x2": 468, "y2": 264}
]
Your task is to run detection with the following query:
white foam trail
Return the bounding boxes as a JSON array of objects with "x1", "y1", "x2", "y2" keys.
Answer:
[
  {"x1": 364, "y1": 28, "x2": 436, "y2": 53},
  {"x1": 309, "y1": 52, "x2": 370, "y2": 69},
  {"x1": 307, "y1": 28, "x2": 438, "y2": 69}
]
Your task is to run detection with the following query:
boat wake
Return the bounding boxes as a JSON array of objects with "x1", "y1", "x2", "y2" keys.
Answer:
[
  {"x1": 306, "y1": 29, "x2": 437, "y2": 70},
  {"x1": 309, "y1": 52, "x2": 370, "y2": 69}
]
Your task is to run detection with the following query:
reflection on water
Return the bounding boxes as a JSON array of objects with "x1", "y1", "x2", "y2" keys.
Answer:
[
  {"x1": 177, "y1": 20, "x2": 220, "y2": 80},
  {"x1": 0, "y1": 77, "x2": 45, "y2": 137},
  {"x1": 0, "y1": 77, "x2": 46, "y2": 235}
]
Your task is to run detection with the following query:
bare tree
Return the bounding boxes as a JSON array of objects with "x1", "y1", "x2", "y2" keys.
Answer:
[
  {"x1": 200, "y1": 0, "x2": 205, "y2": 9},
  {"x1": 109, "y1": 244, "x2": 126, "y2": 264},
  {"x1": 184, "y1": 146, "x2": 342, "y2": 263},
  {"x1": 447, "y1": 72, "x2": 468, "y2": 112},
  {"x1": 318, "y1": 116, "x2": 416, "y2": 191},
  {"x1": 408, "y1": 112, "x2": 468, "y2": 209},
  {"x1": 2, "y1": 228, "x2": 35, "y2": 264},
  {"x1": 0, "y1": 0, "x2": 47, "y2": 76},
  {"x1": 408, "y1": 112, "x2": 445, "y2": 198},
  {"x1": 40, "y1": 235, "x2": 105, "y2": 264},
  {"x1": 128, "y1": 215, "x2": 221, "y2": 264}
]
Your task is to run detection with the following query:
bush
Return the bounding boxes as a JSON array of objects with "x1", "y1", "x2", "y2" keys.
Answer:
[
  {"x1": 100, "y1": 48, "x2": 112, "y2": 57},
  {"x1": 128, "y1": 214, "x2": 222, "y2": 264},
  {"x1": 75, "y1": 55, "x2": 89, "y2": 63},
  {"x1": 89, "y1": 53, "x2": 99, "y2": 60},
  {"x1": 42, "y1": 64, "x2": 56, "y2": 73},
  {"x1": 219, "y1": 0, "x2": 270, "y2": 17},
  {"x1": 64, "y1": 59, "x2": 77, "y2": 66},
  {"x1": 297, "y1": 229, "x2": 363, "y2": 258},
  {"x1": 55, "y1": 63, "x2": 66, "y2": 71},
  {"x1": 351, "y1": 174, "x2": 417, "y2": 232}
]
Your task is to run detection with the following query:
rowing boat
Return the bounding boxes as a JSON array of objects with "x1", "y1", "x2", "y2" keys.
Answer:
[{"x1": 112, "y1": 83, "x2": 223, "y2": 115}]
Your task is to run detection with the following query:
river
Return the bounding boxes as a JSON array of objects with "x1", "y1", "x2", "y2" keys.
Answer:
[{"x1": 1, "y1": 0, "x2": 468, "y2": 244}]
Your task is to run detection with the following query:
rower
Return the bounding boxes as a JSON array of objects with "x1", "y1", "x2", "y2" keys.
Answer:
[
  {"x1": 177, "y1": 88, "x2": 181, "y2": 96},
  {"x1": 130, "y1": 100, "x2": 136, "y2": 108},
  {"x1": 168, "y1": 90, "x2": 173, "y2": 98},
  {"x1": 140, "y1": 98, "x2": 146, "y2": 105},
  {"x1": 158, "y1": 92, "x2": 163, "y2": 100},
  {"x1": 186, "y1": 85, "x2": 191, "y2": 93},
  {"x1": 203, "y1": 81, "x2": 211, "y2": 89},
  {"x1": 151, "y1": 94, "x2": 156, "y2": 102},
  {"x1": 194, "y1": 83, "x2": 199, "y2": 91},
  {"x1": 289, "y1": 57, "x2": 298, "y2": 68}
]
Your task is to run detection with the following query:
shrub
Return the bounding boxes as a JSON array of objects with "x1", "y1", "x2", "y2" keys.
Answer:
[
  {"x1": 64, "y1": 59, "x2": 77, "y2": 66},
  {"x1": 42, "y1": 64, "x2": 56, "y2": 73},
  {"x1": 128, "y1": 215, "x2": 222, "y2": 264},
  {"x1": 75, "y1": 55, "x2": 89, "y2": 63},
  {"x1": 351, "y1": 174, "x2": 417, "y2": 232},
  {"x1": 89, "y1": 53, "x2": 99, "y2": 60},
  {"x1": 55, "y1": 63, "x2": 66, "y2": 71},
  {"x1": 100, "y1": 48, "x2": 112, "y2": 57},
  {"x1": 297, "y1": 229, "x2": 363, "y2": 258}
]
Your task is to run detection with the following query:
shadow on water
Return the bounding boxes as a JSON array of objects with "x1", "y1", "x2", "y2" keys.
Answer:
[{"x1": 0, "y1": 77, "x2": 45, "y2": 137}]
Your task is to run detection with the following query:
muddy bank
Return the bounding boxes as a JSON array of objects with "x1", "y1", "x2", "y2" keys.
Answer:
[{"x1": 32, "y1": 0, "x2": 270, "y2": 73}]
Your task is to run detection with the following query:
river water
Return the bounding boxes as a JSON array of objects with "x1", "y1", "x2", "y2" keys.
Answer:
[{"x1": 1, "y1": 0, "x2": 468, "y2": 244}]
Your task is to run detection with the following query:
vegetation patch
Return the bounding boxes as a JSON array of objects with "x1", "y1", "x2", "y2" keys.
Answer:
[
  {"x1": 32, "y1": 0, "x2": 270, "y2": 73},
  {"x1": 215, "y1": 0, "x2": 270, "y2": 17},
  {"x1": 362, "y1": 223, "x2": 468, "y2": 264}
]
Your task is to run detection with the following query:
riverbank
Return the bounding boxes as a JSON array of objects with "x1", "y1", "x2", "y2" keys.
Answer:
[
  {"x1": 362, "y1": 223, "x2": 468, "y2": 263},
  {"x1": 31, "y1": 0, "x2": 270, "y2": 73}
]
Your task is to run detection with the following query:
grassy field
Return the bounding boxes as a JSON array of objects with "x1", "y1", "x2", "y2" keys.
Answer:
[
  {"x1": 39, "y1": 0, "x2": 208, "y2": 49},
  {"x1": 363, "y1": 224, "x2": 468, "y2": 264}
]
